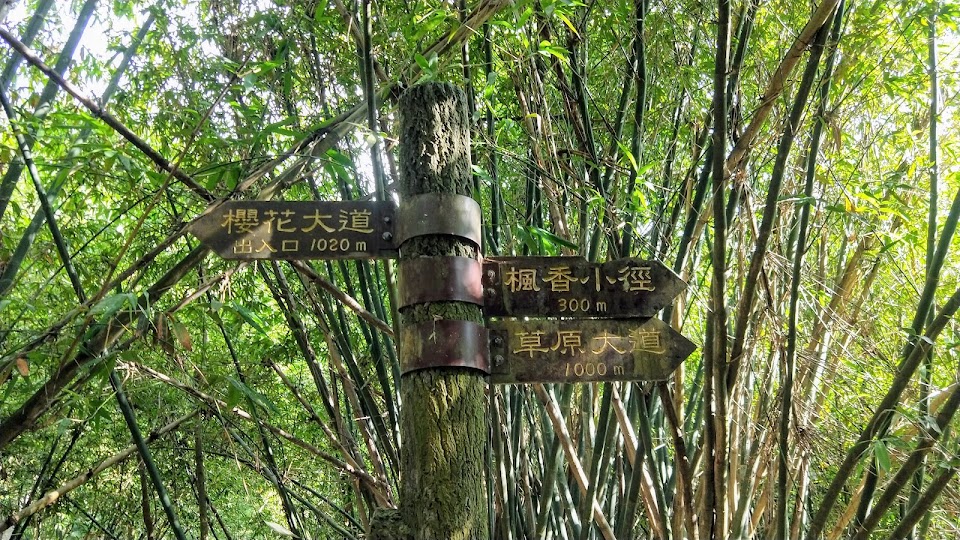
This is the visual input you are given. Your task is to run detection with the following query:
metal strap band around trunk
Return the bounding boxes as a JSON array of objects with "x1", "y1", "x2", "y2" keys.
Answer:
[
  {"x1": 398, "y1": 256, "x2": 483, "y2": 309},
  {"x1": 396, "y1": 193, "x2": 482, "y2": 249},
  {"x1": 400, "y1": 319, "x2": 490, "y2": 375}
]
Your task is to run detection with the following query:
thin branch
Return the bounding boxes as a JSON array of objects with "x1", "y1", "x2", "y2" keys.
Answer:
[
  {"x1": 289, "y1": 260, "x2": 394, "y2": 337},
  {"x1": 127, "y1": 361, "x2": 391, "y2": 503},
  {"x1": 0, "y1": 27, "x2": 214, "y2": 201},
  {"x1": 806, "y1": 286, "x2": 960, "y2": 539},
  {"x1": 725, "y1": 0, "x2": 841, "y2": 175},
  {"x1": 0, "y1": 411, "x2": 198, "y2": 531}
]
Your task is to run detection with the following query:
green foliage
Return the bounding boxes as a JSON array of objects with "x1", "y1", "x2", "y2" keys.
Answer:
[{"x1": 1, "y1": 0, "x2": 959, "y2": 538}]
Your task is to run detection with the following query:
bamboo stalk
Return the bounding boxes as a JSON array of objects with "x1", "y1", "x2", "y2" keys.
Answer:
[
  {"x1": 0, "y1": 411, "x2": 197, "y2": 531},
  {"x1": 776, "y1": 20, "x2": 832, "y2": 538},
  {"x1": 725, "y1": 0, "x2": 841, "y2": 174},
  {"x1": 0, "y1": 0, "x2": 53, "y2": 91},
  {"x1": 0, "y1": 0, "x2": 100, "y2": 221},
  {"x1": 706, "y1": 0, "x2": 732, "y2": 535},
  {"x1": 533, "y1": 384, "x2": 619, "y2": 540},
  {"x1": 851, "y1": 379, "x2": 960, "y2": 539},
  {"x1": 806, "y1": 286, "x2": 960, "y2": 538},
  {"x1": 127, "y1": 361, "x2": 389, "y2": 499}
]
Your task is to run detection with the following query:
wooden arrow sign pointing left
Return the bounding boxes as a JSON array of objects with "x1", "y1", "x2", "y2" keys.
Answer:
[{"x1": 189, "y1": 200, "x2": 398, "y2": 260}]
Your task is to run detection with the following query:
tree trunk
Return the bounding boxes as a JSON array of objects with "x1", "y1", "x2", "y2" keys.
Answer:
[{"x1": 395, "y1": 83, "x2": 488, "y2": 540}]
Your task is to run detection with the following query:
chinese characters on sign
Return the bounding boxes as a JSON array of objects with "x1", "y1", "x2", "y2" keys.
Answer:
[
  {"x1": 487, "y1": 318, "x2": 695, "y2": 384},
  {"x1": 189, "y1": 201, "x2": 397, "y2": 259},
  {"x1": 509, "y1": 327, "x2": 665, "y2": 357},
  {"x1": 503, "y1": 264, "x2": 655, "y2": 294},
  {"x1": 482, "y1": 257, "x2": 685, "y2": 318},
  {"x1": 190, "y1": 200, "x2": 698, "y2": 383}
]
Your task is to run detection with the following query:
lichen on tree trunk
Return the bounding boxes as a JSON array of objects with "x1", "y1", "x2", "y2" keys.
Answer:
[{"x1": 391, "y1": 83, "x2": 489, "y2": 540}]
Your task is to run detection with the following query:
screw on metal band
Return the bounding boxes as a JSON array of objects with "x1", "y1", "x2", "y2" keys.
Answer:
[
  {"x1": 396, "y1": 193, "x2": 482, "y2": 249},
  {"x1": 397, "y1": 256, "x2": 483, "y2": 309},
  {"x1": 399, "y1": 319, "x2": 490, "y2": 376}
]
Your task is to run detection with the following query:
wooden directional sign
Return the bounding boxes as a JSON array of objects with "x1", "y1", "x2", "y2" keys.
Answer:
[
  {"x1": 487, "y1": 318, "x2": 695, "y2": 384},
  {"x1": 482, "y1": 257, "x2": 685, "y2": 319},
  {"x1": 189, "y1": 200, "x2": 397, "y2": 259}
]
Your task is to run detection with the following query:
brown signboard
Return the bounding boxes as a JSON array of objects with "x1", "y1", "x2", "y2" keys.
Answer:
[
  {"x1": 482, "y1": 257, "x2": 685, "y2": 319},
  {"x1": 189, "y1": 200, "x2": 397, "y2": 259},
  {"x1": 487, "y1": 318, "x2": 695, "y2": 384}
]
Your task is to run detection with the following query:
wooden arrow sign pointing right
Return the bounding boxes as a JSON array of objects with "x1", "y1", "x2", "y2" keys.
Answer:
[
  {"x1": 482, "y1": 257, "x2": 686, "y2": 319},
  {"x1": 487, "y1": 318, "x2": 696, "y2": 384}
]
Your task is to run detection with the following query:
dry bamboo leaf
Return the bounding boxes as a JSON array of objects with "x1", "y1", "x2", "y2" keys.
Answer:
[
  {"x1": 15, "y1": 357, "x2": 29, "y2": 377},
  {"x1": 170, "y1": 316, "x2": 193, "y2": 351}
]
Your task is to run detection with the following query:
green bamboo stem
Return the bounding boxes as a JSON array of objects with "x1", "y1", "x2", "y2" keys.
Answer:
[
  {"x1": 851, "y1": 379, "x2": 960, "y2": 539},
  {"x1": 725, "y1": 0, "x2": 841, "y2": 174},
  {"x1": 725, "y1": 0, "x2": 759, "y2": 110},
  {"x1": 577, "y1": 384, "x2": 616, "y2": 540},
  {"x1": 776, "y1": 19, "x2": 831, "y2": 539},
  {"x1": 0, "y1": 0, "x2": 53, "y2": 91},
  {"x1": 911, "y1": 3, "x2": 941, "y2": 532},
  {"x1": 619, "y1": 0, "x2": 648, "y2": 258},
  {"x1": 502, "y1": 389, "x2": 521, "y2": 536},
  {"x1": 0, "y1": 88, "x2": 86, "y2": 303},
  {"x1": 0, "y1": 12, "x2": 156, "y2": 298},
  {"x1": 721, "y1": 0, "x2": 760, "y2": 227},
  {"x1": 805, "y1": 286, "x2": 960, "y2": 539},
  {"x1": 615, "y1": 386, "x2": 645, "y2": 538},
  {"x1": 0, "y1": 0, "x2": 98, "y2": 222},
  {"x1": 533, "y1": 383, "x2": 617, "y2": 538},
  {"x1": 535, "y1": 385, "x2": 573, "y2": 537},
  {"x1": 482, "y1": 23, "x2": 502, "y2": 251},
  {"x1": 783, "y1": 3, "x2": 847, "y2": 533},
  {"x1": 705, "y1": 0, "x2": 731, "y2": 537},
  {"x1": 490, "y1": 389, "x2": 509, "y2": 537},
  {"x1": 885, "y1": 465, "x2": 958, "y2": 540}
]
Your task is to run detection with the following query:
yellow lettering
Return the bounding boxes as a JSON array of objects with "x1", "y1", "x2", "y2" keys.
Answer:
[
  {"x1": 552, "y1": 330, "x2": 584, "y2": 355},
  {"x1": 503, "y1": 267, "x2": 540, "y2": 292},
  {"x1": 513, "y1": 331, "x2": 550, "y2": 357}
]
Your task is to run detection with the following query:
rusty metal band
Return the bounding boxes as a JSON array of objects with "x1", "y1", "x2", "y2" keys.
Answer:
[
  {"x1": 400, "y1": 319, "x2": 490, "y2": 375},
  {"x1": 398, "y1": 256, "x2": 483, "y2": 308},
  {"x1": 396, "y1": 193, "x2": 482, "y2": 249}
]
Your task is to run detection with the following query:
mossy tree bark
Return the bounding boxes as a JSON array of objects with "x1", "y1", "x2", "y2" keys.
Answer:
[{"x1": 395, "y1": 83, "x2": 488, "y2": 540}]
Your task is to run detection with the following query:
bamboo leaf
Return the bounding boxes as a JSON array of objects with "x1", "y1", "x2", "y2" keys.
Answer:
[
  {"x1": 168, "y1": 315, "x2": 193, "y2": 351},
  {"x1": 227, "y1": 376, "x2": 278, "y2": 416},
  {"x1": 265, "y1": 520, "x2": 296, "y2": 537},
  {"x1": 556, "y1": 13, "x2": 578, "y2": 35},
  {"x1": 873, "y1": 440, "x2": 891, "y2": 472},
  {"x1": 91, "y1": 292, "x2": 137, "y2": 317},
  {"x1": 530, "y1": 226, "x2": 579, "y2": 251},
  {"x1": 226, "y1": 302, "x2": 269, "y2": 336}
]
